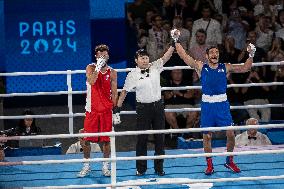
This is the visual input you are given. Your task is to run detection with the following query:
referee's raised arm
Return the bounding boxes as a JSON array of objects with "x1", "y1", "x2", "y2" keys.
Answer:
[{"x1": 161, "y1": 46, "x2": 175, "y2": 64}]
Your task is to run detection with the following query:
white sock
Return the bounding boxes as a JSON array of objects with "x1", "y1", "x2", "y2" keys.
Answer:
[
  {"x1": 83, "y1": 159, "x2": 90, "y2": 167},
  {"x1": 103, "y1": 161, "x2": 109, "y2": 168}
]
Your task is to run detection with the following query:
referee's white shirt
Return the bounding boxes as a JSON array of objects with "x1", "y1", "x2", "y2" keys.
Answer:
[{"x1": 123, "y1": 58, "x2": 163, "y2": 103}]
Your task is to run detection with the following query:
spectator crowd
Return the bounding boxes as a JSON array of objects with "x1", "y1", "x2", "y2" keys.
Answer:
[{"x1": 127, "y1": 0, "x2": 284, "y2": 134}]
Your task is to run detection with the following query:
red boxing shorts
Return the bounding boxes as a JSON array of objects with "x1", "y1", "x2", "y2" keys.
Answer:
[{"x1": 83, "y1": 110, "x2": 112, "y2": 142}]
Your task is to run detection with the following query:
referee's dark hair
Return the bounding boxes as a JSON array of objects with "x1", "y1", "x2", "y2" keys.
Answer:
[{"x1": 135, "y1": 49, "x2": 149, "y2": 59}]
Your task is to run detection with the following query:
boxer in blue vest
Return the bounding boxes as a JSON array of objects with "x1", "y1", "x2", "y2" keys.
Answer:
[{"x1": 172, "y1": 29, "x2": 256, "y2": 175}]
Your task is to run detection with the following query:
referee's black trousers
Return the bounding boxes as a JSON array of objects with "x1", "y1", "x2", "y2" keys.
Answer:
[{"x1": 136, "y1": 100, "x2": 165, "y2": 173}]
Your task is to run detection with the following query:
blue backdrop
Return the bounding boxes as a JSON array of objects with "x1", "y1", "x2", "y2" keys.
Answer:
[
  {"x1": 0, "y1": 0, "x2": 4, "y2": 72},
  {"x1": 2, "y1": 0, "x2": 127, "y2": 93},
  {"x1": 89, "y1": 0, "x2": 127, "y2": 88},
  {"x1": 4, "y1": 0, "x2": 91, "y2": 92}
]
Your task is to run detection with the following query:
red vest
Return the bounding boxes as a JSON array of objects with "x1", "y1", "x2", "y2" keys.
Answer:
[{"x1": 85, "y1": 67, "x2": 113, "y2": 113}]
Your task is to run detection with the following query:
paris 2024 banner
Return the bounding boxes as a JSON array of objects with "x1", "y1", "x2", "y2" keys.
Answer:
[{"x1": 4, "y1": 0, "x2": 91, "y2": 92}]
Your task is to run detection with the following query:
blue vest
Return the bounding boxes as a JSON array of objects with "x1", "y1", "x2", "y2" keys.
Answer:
[{"x1": 201, "y1": 63, "x2": 227, "y2": 96}]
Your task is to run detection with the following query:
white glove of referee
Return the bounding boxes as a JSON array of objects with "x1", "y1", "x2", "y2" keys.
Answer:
[
  {"x1": 95, "y1": 56, "x2": 106, "y2": 72},
  {"x1": 247, "y1": 43, "x2": 256, "y2": 58}
]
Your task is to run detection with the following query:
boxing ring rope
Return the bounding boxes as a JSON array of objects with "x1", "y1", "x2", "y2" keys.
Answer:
[
  {"x1": 0, "y1": 62, "x2": 282, "y2": 78},
  {"x1": 0, "y1": 82, "x2": 283, "y2": 97},
  {"x1": 0, "y1": 103, "x2": 282, "y2": 119},
  {"x1": 0, "y1": 61, "x2": 282, "y2": 77},
  {"x1": 1, "y1": 123, "x2": 284, "y2": 140},
  {"x1": 0, "y1": 61, "x2": 284, "y2": 188},
  {"x1": 2, "y1": 124, "x2": 284, "y2": 188},
  {"x1": 25, "y1": 175, "x2": 284, "y2": 189},
  {"x1": 1, "y1": 148, "x2": 284, "y2": 166},
  {"x1": 0, "y1": 62, "x2": 283, "y2": 131},
  {"x1": 1, "y1": 125, "x2": 284, "y2": 164},
  {"x1": 1, "y1": 124, "x2": 284, "y2": 189}
]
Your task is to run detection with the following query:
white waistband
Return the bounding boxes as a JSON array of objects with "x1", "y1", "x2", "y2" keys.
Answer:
[{"x1": 202, "y1": 93, "x2": 227, "y2": 103}]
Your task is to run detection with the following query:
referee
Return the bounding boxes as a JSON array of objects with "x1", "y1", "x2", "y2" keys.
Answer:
[{"x1": 117, "y1": 45, "x2": 175, "y2": 176}]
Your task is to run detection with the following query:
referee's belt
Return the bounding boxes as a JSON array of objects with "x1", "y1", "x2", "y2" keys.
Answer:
[
  {"x1": 202, "y1": 93, "x2": 227, "y2": 103},
  {"x1": 136, "y1": 99, "x2": 162, "y2": 105}
]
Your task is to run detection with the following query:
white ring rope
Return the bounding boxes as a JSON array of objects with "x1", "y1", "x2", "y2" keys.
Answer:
[
  {"x1": 0, "y1": 113, "x2": 75, "y2": 119},
  {"x1": 0, "y1": 103, "x2": 282, "y2": 119},
  {"x1": 0, "y1": 61, "x2": 283, "y2": 76},
  {"x1": 0, "y1": 82, "x2": 283, "y2": 97},
  {"x1": 2, "y1": 123, "x2": 284, "y2": 141},
  {"x1": 25, "y1": 175, "x2": 284, "y2": 189},
  {"x1": 1, "y1": 149, "x2": 284, "y2": 166}
]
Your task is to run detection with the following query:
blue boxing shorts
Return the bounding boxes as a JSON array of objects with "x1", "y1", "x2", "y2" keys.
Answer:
[{"x1": 200, "y1": 100, "x2": 233, "y2": 132}]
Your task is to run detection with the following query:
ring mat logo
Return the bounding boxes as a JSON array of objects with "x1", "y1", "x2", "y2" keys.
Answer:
[{"x1": 106, "y1": 178, "x2": 213, "y2": 189}]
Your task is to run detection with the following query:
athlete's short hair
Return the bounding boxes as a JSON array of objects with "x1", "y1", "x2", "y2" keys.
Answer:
[
  {"x1": 206, "y1": 46, "x2": 219, "y2": 54},
  {"x1": 95, "y1": 44, "x2": 109, "y2": 54}
]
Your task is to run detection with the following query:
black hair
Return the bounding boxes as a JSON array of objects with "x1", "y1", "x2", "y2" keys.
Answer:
[
  {"x1": 280, "y1": 38, "x2": 284, "y2": 50},
  {"x1": 17, "y1": 109, "x2": 40, "y2": 135},
  {"x1": 185, "y1": 17, "x2": 193, "y2": 22},
  {"x1": 196, "y1": 28, "x2": 207, "y2": 36},
  {"x1": 206, "y1": 46, "x2": 218, "y2": 54},
  {"x1": 202, "y1": 5, "x2": 212, "y2": 12},
  {"x1": 151, "y1": 14, "x2": 162, "y2": 23},
  {"x1": 135, "y1": 49, "x2": 149, "y2": 59},
  {"x1": 277, "y1": 9, "x2": 284, "y2": 25}
]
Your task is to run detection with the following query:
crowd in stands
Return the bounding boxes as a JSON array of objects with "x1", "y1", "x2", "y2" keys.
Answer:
[{"x1": 127, "y1": 0, "x2": 284, "y2": 136}]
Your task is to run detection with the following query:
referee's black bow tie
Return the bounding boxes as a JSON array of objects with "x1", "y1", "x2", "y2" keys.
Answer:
[
  {"x1": 248, "y1": 136, "x2": 257, "y2": 140},
  {"x1": 141, "y1": 68, "x2": 149, "y2": 74}
]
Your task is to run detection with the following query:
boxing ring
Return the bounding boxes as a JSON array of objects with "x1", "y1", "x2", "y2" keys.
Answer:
[
  {"x1": 1, "y1": 145, "x2": 284, "y2": 189},
  {"x1": 0, "y1": 62, "x2": 284, "y2": 188}
]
